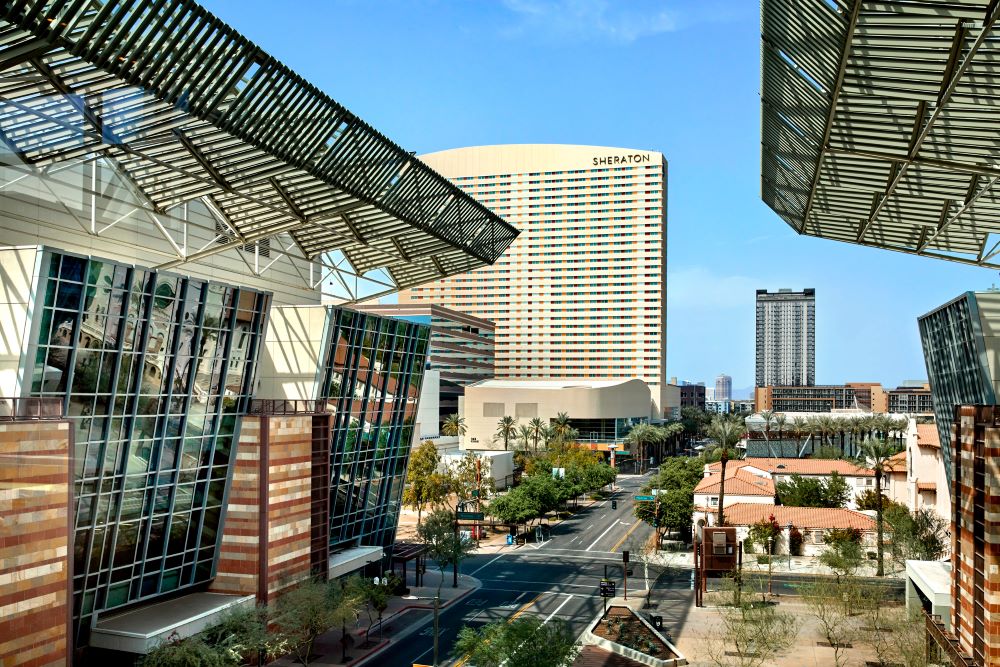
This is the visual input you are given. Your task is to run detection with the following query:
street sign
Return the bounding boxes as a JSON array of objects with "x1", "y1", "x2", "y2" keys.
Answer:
[
  {"x1": 634, "y1": 495, "x2": 655, "y2": 501},
  {"x1": 599, "y1": 579, "x2": 616, "y2": 598},
  {"x1": 456, "y1": 511, "x2": 485, "y2": 521}
]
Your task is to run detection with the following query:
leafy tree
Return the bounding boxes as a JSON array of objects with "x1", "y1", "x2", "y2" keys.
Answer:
[
  {"x1": 142, "y1": 635, "x2": 227, "y2": 667},
  {"x1": 625, "y1": 423, "x2": 664, "y2": 473},
  {"x1": 820, "y1": 528, "x2": 864, "y2": 583},
  {"x1": 859, "y1": 436, "x2": 902, "y2": 576},
  {"x1": 348, "y1": 575, "x2": 396, "y2": 645},
  {"x1": 453, "y1": 617, "x2": 578, "y2": 667},
  {"x1": 199, "y1": 605, "x2": 286, "y2": 665},
  {"x1": 633, "y1": 488, "x2": 692, "y2": 544},
  {"x1": 775, "y1": 472, "x2": 849, "y2": 508},
  {"x1": 885, "y1": 504, "x2": 947, "y2": 564},
  {"x1": 441, "y1": 413, "x2": 467, "y2": 437},
  {"x1": 707, "y1": 414, "x2": 744, "y2": 525},
  {"x1": 854, "y1": 489, "x2": 898, "y2": 512},
  {"x1": 403, "y1": 441, "x2": 447, "y2": 527},
  {"x1": 496, "y1": 416, "x2": 518, "y2": 451},
  {"x1": 418, "y1": 508, "x2": 478, "y2": 589},
  {"x1": 654, "y1": 456, "x2": 705, "y2": 492},
  {"x1": 746, "y1": 514, "x2": 782, "y2": 554},
  {"x1": 680, "y1": 406, "x2": 712, "y2": 440},
  {"x1": 788, "y1": 526, "x2": 803, "y2": 556},
  {"x1": 488, "y1": 487, "x2": 540, "y2": 526},
  {"x1": 273, "y1": 578, "x2": 360, "y2": 666},
  {"x1": 518, "y1": 473, "x2": 561, "y2": 515}
]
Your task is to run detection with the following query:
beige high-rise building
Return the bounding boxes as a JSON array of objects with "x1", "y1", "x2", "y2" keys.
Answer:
[{"x1": 398, "y1": 144, "x2": 671, "y2": 415}]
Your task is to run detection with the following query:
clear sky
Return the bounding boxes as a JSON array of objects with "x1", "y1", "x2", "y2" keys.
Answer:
[{"x1": 203, "y1": 0, "x2": 995, "y2": 392}]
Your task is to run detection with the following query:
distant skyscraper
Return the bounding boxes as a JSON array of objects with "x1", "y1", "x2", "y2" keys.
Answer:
[
  {"x1": 715, "y1": 374, "x2": 732, "y2": 402},
  {"x1": 755, "y1": 289, "x2": 815, "y2": 387},
  {"x1": 399, "y1": 144, "x2": 672, "y2": 415}
]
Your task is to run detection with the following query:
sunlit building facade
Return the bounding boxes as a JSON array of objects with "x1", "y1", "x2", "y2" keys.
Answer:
[{"x1": 399, "y1": 144, "x2": 672, "y2": 415}]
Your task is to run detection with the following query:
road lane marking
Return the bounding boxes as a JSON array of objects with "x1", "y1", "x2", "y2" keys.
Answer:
[
  {"x1": 478, "y1": 580, "x2": 599, "y2": 589},
  {"x1": 586, "y1": 520, "x2": 622, "y2": 551},
  {"x1": 543, "y1": 594, "x2": 575, "y2": 624},
  {"x1": 469, "y1": 553, "x2": 505, "y2": 576},
  {"x1": 610, "y1": 519, "x2": 642, "y2": 552}
]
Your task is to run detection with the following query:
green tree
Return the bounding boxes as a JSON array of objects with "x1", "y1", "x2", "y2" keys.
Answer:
[
  {"x1": 496, "y1": 416, "x2": 518, "y2": 451},
  {"x1": 625, "y1": 423, "x2": 664, "y2": 473},
  {"x1": 200, "y1": 605, "x2": 286, "y2": 665},
  {"x1": 517, "y1": 423, "x2": 533, "y2": 450},
  {"x1": 775, "y1": 472, "x2": 849, "y2": 508},
  {"x1": 859, "y1": 436, "x2": 901, "y2": 576},
  {"x1": 348, "y1": 575, "x2": 395, "y2": 645},
  {"x1": 273, "y1": 579, "x2": 360, "y2": 666},
  {"x1": 487, "y1": 487, "x2": 540, "y2": 526},
  {"x1": 453, "y1": 616, "x2": 578, "y2": 667},
  {"x1": 746, "y1": 514, "x2": 782, "y2": 555},
  {"x1": 707, "y1": 598, "x2": 798, "y2": 667},
  {"x1": 885, "y1": 504, "x2": 947, "y2": 565},
  {"x1": 634, "y1": 488, "x2": 693, "y2": 545},
  {"x1": 820, "y1": 528, "x2": 864, "y2": 583},
  {"x1": 441, "y1": 413, "x2": 467, "y2": 437},
  {"x1": 528, "y1": 417, "x2": 545, "y2": 452},
  {"x1": 550, "y1": 412, "x2": 573, "y2": 443},
  {"x1": 142, "y1": 636, "x2": 226, "y2": 667},
  {"x1": 680, "y1": 406, "x2": 712, "y2": 440},
  {"x1": 403, "y1": 441, "x2": 447, "y2": 527},
  {"x1": 854, "y1": 488, "x2": 897, "y2": 512},
  {"x1": 802, "y1": 580, "x2": 857, "y2": 667},
  {"x1": 707, "y1": 414, "x2": 744, "y2": 525},
  {"x1": 418, "y1": 508, "x2": 478, "y2": 590}
]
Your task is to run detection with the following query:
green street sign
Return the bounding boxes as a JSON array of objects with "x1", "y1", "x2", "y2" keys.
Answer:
[
  {"x1": 457, "y1": 511, "x2": 485, "y2": 521},
  {"x1": 634, "y1": 495, "x2": 655, "y2": 501}
]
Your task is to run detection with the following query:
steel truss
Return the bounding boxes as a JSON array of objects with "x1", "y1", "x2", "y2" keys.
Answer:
[
  {"x1": 0, "y1": 0, "x2": 518, "y2": 297},
  {"x1": 761, "y1": 0, "x2": 1000, "y2": 269}
]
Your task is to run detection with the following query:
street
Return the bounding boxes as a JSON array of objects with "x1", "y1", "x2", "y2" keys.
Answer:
[{"x1": 368, "y1": 473, "x2": 657, "y2": 667}]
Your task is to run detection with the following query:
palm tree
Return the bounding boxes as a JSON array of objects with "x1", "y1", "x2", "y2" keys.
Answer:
[
  {"x1": 517, "y1": 424, "x2": 533, "y2": 451},
  {"x1": 496, "y1": 416, "x2": 517, "y2": 451},
  {"x1": 625, "y1": 423, "x2": 663, "y2": 474},
  {"x1": 551, "y1": 412, "x2": 572, "y2": 441},
  {"x1": 442, "y1": 413, "x2": 467, "y2": 438},
  {"x1": 528, "y1": 417, "x2": 545, "y2": 452},
  {"x1": 707, "y1": 414, "x2": 744, "y2": 526},
  {"x1": 774, "y1": 412, "x2": 786, "y2": 446},
  {"x1": 788, "y1": 416, "x2": 806, "y2": 456},
  {"x1": 859, "y1": 436, "x2": 901, "y2": 576},
  {"x1": 758, "y1": 410, "x2": 776, "y2": 459}
]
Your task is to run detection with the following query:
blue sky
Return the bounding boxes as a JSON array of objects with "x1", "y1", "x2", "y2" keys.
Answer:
[{"x1": 204, "y1": 0, "x2": 994, "y2": 392}]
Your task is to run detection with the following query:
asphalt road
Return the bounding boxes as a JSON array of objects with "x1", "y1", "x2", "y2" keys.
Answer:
[{"x1": 368, "y1": 473, "x2": 656, "y2": 667}]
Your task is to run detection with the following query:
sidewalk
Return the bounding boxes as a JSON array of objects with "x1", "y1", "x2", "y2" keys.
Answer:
[
  {"x1": 268, "y1": 568, "x2": 482, "y2": 667},
  {"x1": 640, "y1": 550, "x2": 906, "y2": 579}
]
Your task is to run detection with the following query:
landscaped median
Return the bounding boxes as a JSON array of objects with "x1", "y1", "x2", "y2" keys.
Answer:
[{"x1": 582, "y1": 605, "x2": 687, "y2": 667}]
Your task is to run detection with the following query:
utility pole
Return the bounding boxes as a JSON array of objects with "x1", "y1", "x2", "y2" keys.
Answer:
[
  {"x1": 433, "y1": 594, "x2": 440, "y2": 667},
  {"x1": 654, "y1": 488, "x2": 661, "y2": 553}
]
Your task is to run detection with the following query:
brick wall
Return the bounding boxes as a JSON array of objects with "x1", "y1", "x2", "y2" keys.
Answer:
[
  {"x1": 0, "y1": 420, "x2": 72, "y2": 666},
  {"x1": 212, "y1": 415, "x2": 314, "y2": 604},
  {"x1": 952, "y1": 405, "x2": 1000, "y2": 665}
]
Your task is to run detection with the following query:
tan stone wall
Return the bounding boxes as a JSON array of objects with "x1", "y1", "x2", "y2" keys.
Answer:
[
  {"x1": 211, "y1": 415, "x2": 314, "y2": 604},
  {"x1": 0, "y1": 420, "x2": 72, "y2": 666}
]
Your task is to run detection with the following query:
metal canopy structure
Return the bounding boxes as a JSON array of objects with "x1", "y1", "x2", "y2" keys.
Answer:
[
  {"x1": 0, "y1": 0, "x2": 518, "y2": 294},
  {"x1": 761, "y1": 0, "x2": 1000, "y2": 269}
]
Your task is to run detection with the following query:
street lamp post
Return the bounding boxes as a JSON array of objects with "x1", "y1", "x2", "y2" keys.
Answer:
[
  {"x1": 607, "y1": 443, "x2": 618, "y2": 492},
  {"x1": 403, "y1": 594, "x2": 442, "y2": 666}
]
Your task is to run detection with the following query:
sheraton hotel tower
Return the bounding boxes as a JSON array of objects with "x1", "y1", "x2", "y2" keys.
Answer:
[{"x1": 0, "y1": 1, "x2": 518, "y2": 663}]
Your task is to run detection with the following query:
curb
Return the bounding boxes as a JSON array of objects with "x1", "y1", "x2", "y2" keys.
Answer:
[{"x1": 348, "y1": 576, "x2": 483, "y2": 662}]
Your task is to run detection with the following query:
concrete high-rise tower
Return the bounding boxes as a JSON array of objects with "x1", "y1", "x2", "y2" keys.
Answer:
[
  {"x1": 755, "y1": 289, "x2": 815, "y2": 387},
  {"x1": 397, "y1": 144, "x2": 671, "y2": 415},
  {"x1": 715, "y1": 374, "x2": 732, "y2": 401}
]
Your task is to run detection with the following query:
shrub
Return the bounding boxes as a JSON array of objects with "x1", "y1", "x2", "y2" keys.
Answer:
[{"x1": 788, "y1": 525, "x2": 803, "y2": 556}]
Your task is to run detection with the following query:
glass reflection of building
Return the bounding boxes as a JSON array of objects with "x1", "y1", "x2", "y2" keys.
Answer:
[
  {"x1": 26, "y1": 249, "x2": 269, "y2": 640},
  {"x1": 318, "y1": 307, "x2": 428, "y2": 549}
]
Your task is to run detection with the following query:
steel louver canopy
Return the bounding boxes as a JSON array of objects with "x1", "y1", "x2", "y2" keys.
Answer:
[
  {"x1": 761, "y1": 0, "x2": 1000, "y2": 268},
  {"x1": 0, "y1": 0, "x2": 518, "y2": 290}
]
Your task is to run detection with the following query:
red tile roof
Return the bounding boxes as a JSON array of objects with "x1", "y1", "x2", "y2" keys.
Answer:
[
  {"x1": 885, "y1": 450, "x2": 906, "y2": 473},
  {"x1": 721, "y1": 503, "x2": 876, "y2": 531},
  {"x1": 709, "y1": 457, "x2": 874, "y2": 477},
  {"x1": 694, "y1": 468, "x2": 775, "y2": 497},
  {"x1": 917, "y1": 423, "x2": 940, "y2": 449},
  {"x1": 917, "y1": 482, "x2": 937, "y2": 492}
]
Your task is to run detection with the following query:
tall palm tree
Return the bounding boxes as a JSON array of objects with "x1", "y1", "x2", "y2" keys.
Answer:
[
  {"x1": 550, "y1": 412, "x2": 572, "y2": 444},
  {"x1": 758, "y1": 410, "x2": 776, "y2": 458},
  {"x1": 859, "y1": 436, "x2": 901, "y2": 577},
  {"x1": 442, "y1": 413, "x2": 467, "y2": 438},
  {"x1": 774, "y1": 412, "x2": 787, "y2": 447},
  {"x1": 517, "y1": 424, "x2": 533, "y2": 451},
  {"x1": 625, "y1": 423, "x2": 663, "y2": 474},
  {"x1": 496, "y1": 416, "x2": 518, "y2": 451},
  {"x1": 790, "y1": 417, "x2": 807, "y2": 457},
  {"x1": 528, "y1": 417, "x2": 545, "y2": 452},
  {"x1": 708, "y1": 414, "x2": 744, "y2": 526}
]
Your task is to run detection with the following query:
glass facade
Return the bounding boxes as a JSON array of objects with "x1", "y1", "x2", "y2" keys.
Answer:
[
  {"x1": 568, "y1": 417, "x2": 647, "y2": 443},
  {"x1": 918, "y1": 292, "x2": 997, "y2": 484},
  {"x1": 318, "y1": 307, "x2": 428, "y2": 549},
  {"x1": 25, "y1": 250, "x2": 269, "y2": 639}
]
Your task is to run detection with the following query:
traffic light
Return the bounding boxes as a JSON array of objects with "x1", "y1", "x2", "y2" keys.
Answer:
[{"x1": 611, "y1": 499, "x2": 618, "y2": 510}]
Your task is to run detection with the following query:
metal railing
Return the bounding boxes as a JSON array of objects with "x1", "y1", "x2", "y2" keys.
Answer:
[
  {"x1": 924, "y1": 610, "x2": 975, "y2": 667},
  {"x1": 0, "y1": 397, "x2": 65, "y2": 421},
  {"x1": 247, "y1": 399, "x2": 331, "y2": 415}
]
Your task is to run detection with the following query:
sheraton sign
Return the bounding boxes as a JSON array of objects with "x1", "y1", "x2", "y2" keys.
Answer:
[{"x1": 592, "y1": 153, "x2": 652, "y2": 166}]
